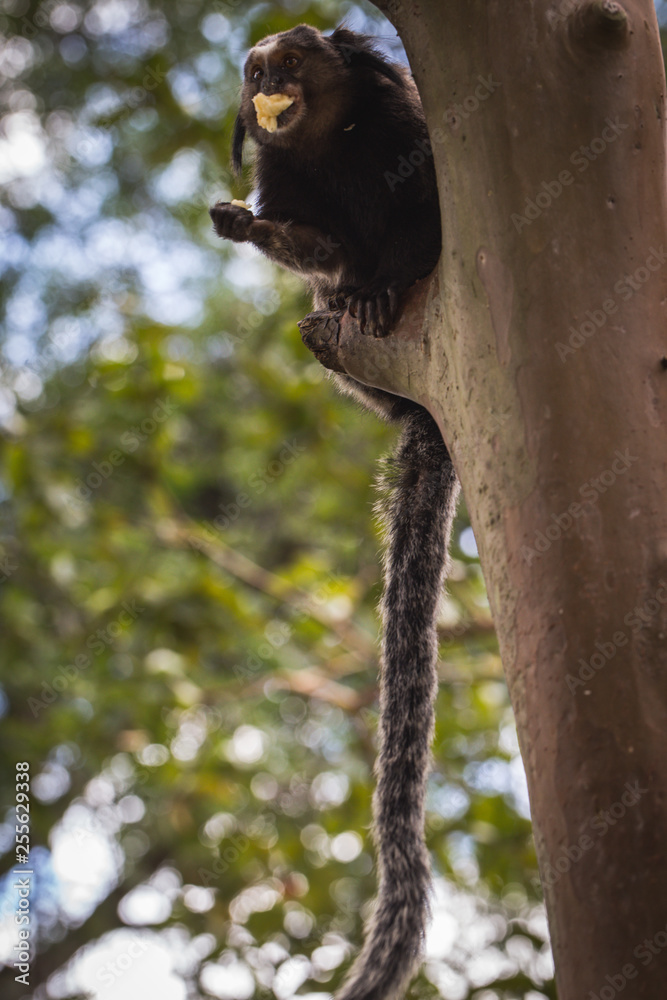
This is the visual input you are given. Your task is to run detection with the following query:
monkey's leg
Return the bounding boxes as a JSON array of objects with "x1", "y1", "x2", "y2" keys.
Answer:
[
  {"x1": 336, "y1": 408, "x2": 459, "y2": 1000},
  {"x1": 347, "y1": 213, "x2": 441, "y2": 338}
]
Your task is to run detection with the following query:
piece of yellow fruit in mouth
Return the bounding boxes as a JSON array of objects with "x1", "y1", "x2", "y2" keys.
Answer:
[{"x1": 252, "y1": 93, "x2": 294, "y2": 133}]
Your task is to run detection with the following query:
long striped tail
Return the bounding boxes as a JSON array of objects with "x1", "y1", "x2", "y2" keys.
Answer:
[{"x1": 336, "y1": 407, "x2": 459, "y2": 1000}]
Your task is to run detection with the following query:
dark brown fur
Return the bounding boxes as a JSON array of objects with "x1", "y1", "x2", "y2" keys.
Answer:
[
  {"x1": 211, "y1": 24, "x2": 440, "y2": 336},
  {"x1": 211, "y1": 25, "x2": 459, "y2": 1000}
]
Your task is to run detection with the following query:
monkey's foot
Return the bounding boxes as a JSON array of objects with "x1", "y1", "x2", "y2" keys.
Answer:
[
  {"x1": 299, "y1": 271, "x2": 438, "y2": 396},
  {"x1": 326, "y1": 287, "x2": 356, "y2": 311},
  {"x1": 347, "y1": 281, "x2": 401, "y2": 338}
]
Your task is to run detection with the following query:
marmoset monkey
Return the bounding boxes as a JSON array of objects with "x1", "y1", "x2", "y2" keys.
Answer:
[{"x1": 211, "y1": 24, "x2": 459, "y2": 1000}]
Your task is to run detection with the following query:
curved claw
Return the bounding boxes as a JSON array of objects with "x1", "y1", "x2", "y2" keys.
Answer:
[
  {"x1": 327, "y1": 288, "x2": 355, "y2": 311},
  {"x1": 346, "y1": 282, "x2": 402, "y2": 337}
]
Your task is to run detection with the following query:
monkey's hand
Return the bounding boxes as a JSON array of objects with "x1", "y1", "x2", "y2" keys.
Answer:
[
  {"x1": 210, "y1": 207, "x2": 347, "y2": 277},
  {"x1": 209, "y1": 201, "x2": 257, "y2": 243},
  {"x1": 347, "y1": 281, "x2": 400, "y2": 338}
]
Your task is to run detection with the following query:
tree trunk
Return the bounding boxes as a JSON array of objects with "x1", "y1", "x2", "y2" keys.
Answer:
[{"x1": 308, "y1": 2, "x2": 667, "y2": 996}]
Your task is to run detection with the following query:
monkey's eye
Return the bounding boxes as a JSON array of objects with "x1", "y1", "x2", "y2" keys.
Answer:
[
  {"x1": 282, "y1": 55, "x2": 299, "y2": 69},
  {"x1": 252, "y1": 66, "x2": 263, "y2": 80}
]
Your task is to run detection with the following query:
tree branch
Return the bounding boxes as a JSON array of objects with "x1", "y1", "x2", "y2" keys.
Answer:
[{"x1": 298, "y1": 272, "x2": 442, "y2": 407}]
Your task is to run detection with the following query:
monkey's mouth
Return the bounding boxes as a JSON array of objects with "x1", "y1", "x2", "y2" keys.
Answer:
[{"x1": 275, "y1": 99, "x2": 300, "y2": 129}]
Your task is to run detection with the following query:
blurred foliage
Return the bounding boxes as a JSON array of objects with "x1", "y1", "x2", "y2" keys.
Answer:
[{"x1": 0, "y1": 1, "x2": 557, "y2": 998}]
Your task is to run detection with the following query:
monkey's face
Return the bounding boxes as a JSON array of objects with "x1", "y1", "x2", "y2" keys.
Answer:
[{"x1": 239, "y1": 25, "x2": 351, "y2": 148}]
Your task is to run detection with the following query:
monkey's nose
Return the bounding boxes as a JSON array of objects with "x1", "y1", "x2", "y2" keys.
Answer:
[{"x1": 262, "y1": 76, "x2": 285, "y2": 94}]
